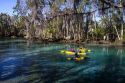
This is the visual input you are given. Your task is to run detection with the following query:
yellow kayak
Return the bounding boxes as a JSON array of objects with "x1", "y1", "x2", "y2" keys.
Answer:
[
  {"x1": 75, "y1": 57, "x2": 85, "y2": 61},
  {"x1": 78, "y1": 48, "x2": 91, "y2": 53},
  {"x1": 67, "y1": 56, "x2": 85, "y2": 61},
  {"x1": 60, "y1": 50, "x2": 86, "y2": 55}
]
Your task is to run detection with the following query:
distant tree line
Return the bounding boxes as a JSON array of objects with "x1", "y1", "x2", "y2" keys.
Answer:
[{"x1": 0, "y1": 0, "x2": 125, "y2": 43}]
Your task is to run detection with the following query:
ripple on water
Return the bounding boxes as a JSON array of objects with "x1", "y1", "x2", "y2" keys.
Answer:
[{"x1": 0, "y1": 56, "x2": 27, "y2": 80}]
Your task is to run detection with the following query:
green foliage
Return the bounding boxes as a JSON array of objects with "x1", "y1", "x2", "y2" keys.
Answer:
[
  {"x1": 28, "y1": 1, "x2": 34, "y2": 7},
  {"x1": 15, "y1": 17, "x2": 25, "y2": 29},
  {"x1": 123, "y1": 34, "x2": 125, "y2": 41},
  {"x1": 3, "y1": 0, "x2": 125, "y2": 42},
  {"x1": 93, "y1": 27, "x2": 106, "y2": 38},
  {"x1": 59, "y1": 0, "x2": 66, "y2": 3},
  {"x1": 0, "y1": 13, "x2": 11, "y2": 36}
]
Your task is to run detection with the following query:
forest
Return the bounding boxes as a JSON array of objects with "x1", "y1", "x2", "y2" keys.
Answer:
[{"x1": 0, "y1": 0, "x2": 125, "y2": 44}]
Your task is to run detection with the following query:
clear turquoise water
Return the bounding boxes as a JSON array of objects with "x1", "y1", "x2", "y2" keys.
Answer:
[{"x1": 0, "y1": 38, "x2": 125, "y2": 83}]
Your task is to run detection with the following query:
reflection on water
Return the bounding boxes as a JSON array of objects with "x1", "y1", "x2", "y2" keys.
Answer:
[{"x1": 0, "y1": 38, "x2": 125, "y2": 83}]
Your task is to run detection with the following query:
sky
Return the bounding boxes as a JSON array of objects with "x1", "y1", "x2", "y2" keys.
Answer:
[{"x1": 0, "y1": 0, "x2": 17, "y2": 15}]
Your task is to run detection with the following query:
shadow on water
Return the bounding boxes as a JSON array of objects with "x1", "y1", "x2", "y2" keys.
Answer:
[{"x1": 0, "y1": 38, "x2": 125, "y2": 83}]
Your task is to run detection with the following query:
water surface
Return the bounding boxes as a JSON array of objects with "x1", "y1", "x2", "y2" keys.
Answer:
[{"x1": 0, "y1": 38, "x2": 125, "y2": 83}]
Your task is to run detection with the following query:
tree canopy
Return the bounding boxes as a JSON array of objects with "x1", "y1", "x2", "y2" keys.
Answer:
[{"x1": 0, "y1": 0, "x2": 125, "y2": 43}]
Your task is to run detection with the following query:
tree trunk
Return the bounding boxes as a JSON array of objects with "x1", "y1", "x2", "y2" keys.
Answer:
[
  {"x1": 120, "y1": 0, "x2": 124, "y2": 41},
  {"x1": 114, "y1": 25, "x2": 120, "y2": 40}
]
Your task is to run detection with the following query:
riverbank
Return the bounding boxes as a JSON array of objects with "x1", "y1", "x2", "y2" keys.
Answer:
[
  {"x1": 31, "y1": 38, "x2": 125, "y2": 47},
  {"x1": 1, "y1": 37, "x2": 125, "y2": 47}
]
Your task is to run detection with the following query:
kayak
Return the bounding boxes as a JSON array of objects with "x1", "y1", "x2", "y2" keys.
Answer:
[
  {"x1": 67, "y1": 56, "x2": 85, "y2": 61},
  {"x1": 75, "y1": 57, "x2": 85, "y2": 61},
  {"x1": 60, "y1": 50, "x2": 86, "y2": 55},
  {"x1": 67, "y1": 55, "x2": 90, "y2": 61},
  {"x1": 78, "y1": 48, "x2": 91, "y2": 53}
]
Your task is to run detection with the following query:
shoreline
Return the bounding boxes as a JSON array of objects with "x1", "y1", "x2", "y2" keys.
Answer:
[
  {"x1": 33, "y1": 39, "x2": 125, "y2": 47},
  {"x1": 1, "y1": 37, "x2": 125, "y2": 47}
]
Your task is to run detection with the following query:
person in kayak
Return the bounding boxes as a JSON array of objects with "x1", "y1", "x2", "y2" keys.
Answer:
[
  {"x1": 70, "y1": 48, "x2": 75, "y2": 52},
  {"x1": 74, "y1": 52, "x2": 80, "y2": 58},
  {"x1": 70, "y1": 52, "x2": 79, "y2": 60}
]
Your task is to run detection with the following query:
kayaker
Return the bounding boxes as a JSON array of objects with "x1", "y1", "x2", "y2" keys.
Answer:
[
  {"x1": 70, "y1": 48, "x2": 75, "y2": 52},
  {"x1": 74, "y1": 52, "x2": 80, "y2": 58},
  {"x1": 79, "y1": 47, "x2": 86, "y2": 53}
]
